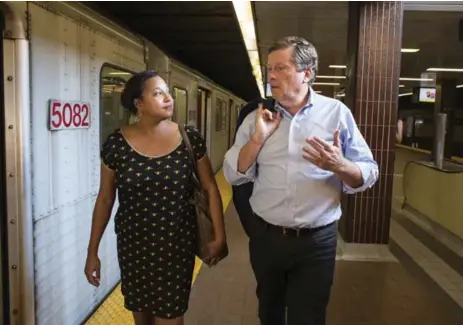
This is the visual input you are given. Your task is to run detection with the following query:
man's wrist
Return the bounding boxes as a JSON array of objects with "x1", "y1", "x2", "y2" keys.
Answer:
[
  {"x1": 333, "y1": 157, "x2": 350, "y2": 175},
  {"x1": 250, "y1": 133, "x2": 265, "y2": 146},
  {"x1": 334, "y1": 158, "x2": 364, "y2": 188}
]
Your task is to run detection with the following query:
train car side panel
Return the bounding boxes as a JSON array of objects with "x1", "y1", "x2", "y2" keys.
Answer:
[
  {"x1": 169, "y1": 64, "x2": 194, "y2": 128},
  {"x1": 146, "y1": 42, "x2": 169, "y2": 84},
  {"x1": 29, "y1": 3, "x2": 145, "y2": 325},
  {"x1": 208, "y1": 89, "x2": 231, "y2": 172}
]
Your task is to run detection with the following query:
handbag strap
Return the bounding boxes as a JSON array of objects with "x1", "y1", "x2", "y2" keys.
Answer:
[{"x1": 178, "y1": 124, "x2": 201, "y2": 187}]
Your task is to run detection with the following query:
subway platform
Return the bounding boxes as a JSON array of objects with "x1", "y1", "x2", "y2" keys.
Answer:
[{"x1": 85, "y1": 170, "x2": 463, "y2": 325}]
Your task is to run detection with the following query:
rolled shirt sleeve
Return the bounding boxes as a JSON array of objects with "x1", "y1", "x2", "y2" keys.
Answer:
[
  {"x1": 223, "y1": 112, "x2": 257, "y2": 186},
  {"x1": 340, "y1": 106, "x2": 379, "y2": 194}
]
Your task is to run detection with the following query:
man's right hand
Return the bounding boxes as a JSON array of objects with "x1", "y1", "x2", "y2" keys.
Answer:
[{"x1": 252, "y1": 103, "x2": 282, "y2": 144}]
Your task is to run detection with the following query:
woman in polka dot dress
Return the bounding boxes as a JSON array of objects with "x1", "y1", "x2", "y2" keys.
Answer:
[{"x1": 84, "y1": 70, "x2": 227, "y2": 325}]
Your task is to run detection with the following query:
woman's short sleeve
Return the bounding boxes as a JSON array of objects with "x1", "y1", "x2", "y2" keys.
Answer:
[
  {"x1": 185, "y1": 125, "x2": 207, "y2": 160},
  {"x1": 100, "y1": 132, "x2": 118, "y2": 170}
]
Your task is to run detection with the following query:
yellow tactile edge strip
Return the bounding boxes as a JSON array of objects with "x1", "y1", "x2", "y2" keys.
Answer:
[{"x1": 84, "y1": 168, "x2": 232, "y2": 325}]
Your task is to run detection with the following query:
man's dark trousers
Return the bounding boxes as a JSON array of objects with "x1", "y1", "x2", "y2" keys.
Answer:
[{"x1": 248, "y1": 214, "x2": 338, "y2": 325}]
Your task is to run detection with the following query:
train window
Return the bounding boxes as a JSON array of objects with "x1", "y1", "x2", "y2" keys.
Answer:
[
  {"x1": 100, "y1": 65, "x2": 135, "y2": 145},
  {"x1": 215, "y1": 98, "x2": 226, "y2": 131},
  {"x1": 172, "y1": 87, "x2": 188, "y2": 125}
]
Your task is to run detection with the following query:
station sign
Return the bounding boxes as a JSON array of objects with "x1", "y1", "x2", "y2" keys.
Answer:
[{"x1": 49, "y1": 99, "x2": 91, "y2": 130}]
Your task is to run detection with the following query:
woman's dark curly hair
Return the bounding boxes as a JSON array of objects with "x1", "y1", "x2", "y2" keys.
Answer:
[{"x1": 120, "y1": 70, "x2": 159, "y2": 115}]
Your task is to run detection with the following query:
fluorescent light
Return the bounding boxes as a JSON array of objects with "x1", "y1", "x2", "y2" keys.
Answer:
[
  {"x1": 313, "y1": 82, "x2": 340, "y2": 86},
  {"x1": 401, "y1": 48, "x2": 420, "y2": 53},
  {"x1": 399, "y1": 77, "x2": 434, "y2": 81},
  {"x1": 329, "y1": 65, "x2": 346, "y2": 69},
  {"x1": 457, "y1": 85, "x2": 463, "y2": 88},
  {"x1": 316, "y1": 75, "x2": 346, "y2": 79},
  {"x1": 233, "y1": 1, "x2": 264, "y2": 97},
  {"x1": 399, "y1": 85, "x2": 404, "y2": 87},
  {"x1": 427, "y1": 68, "x2": 463, "y2": 72},
  {"x1": 232, "y1": 1, "x2": 255, "y2": 47},
  {"x1": 108, "y1": 72, "x2": 131, "y2": 75},
  {"x1": 314, "y1": 91, "x2": 322, "y2": 93},
  {"x1": 399, "y1": 92, "x2": 413, "y2": 97}
]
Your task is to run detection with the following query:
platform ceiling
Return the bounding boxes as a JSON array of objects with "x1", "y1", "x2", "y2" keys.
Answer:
[
  {"x1": 84, "y1": 1, "x2": 261, "y2": 101},
  {"x1": 255, "y1": 1, "x2": 349, "y2": 80},
  {"x1": 254, "y1": 1, "x2": 463, "y2": 96},
  {"x1": 86, "y1": 1, "x2": 463, "y2": 101}
]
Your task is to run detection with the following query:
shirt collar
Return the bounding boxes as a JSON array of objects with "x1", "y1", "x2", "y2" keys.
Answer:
[{"x1": 274, "y1": 87, "x2": 317, "y2": 117}]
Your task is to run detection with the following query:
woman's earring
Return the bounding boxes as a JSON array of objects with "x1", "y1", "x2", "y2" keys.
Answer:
[{"x1": 135, "y1": 111, "x2": 142, "y2": 123}]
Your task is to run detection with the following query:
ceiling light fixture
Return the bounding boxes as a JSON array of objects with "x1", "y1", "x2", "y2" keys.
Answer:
[
  {"x1": 399, "y1": 92, "x2": 413, "y2": 97},
  {"x1": 329, "y1": 65, "x2": 347, "y2": 69},
  {"x1": 399, "y1": 77, "x2": 434, "y2": 81},
  {"x1": 317, "y1": 75, "x2": 346, "y2": 79},
  {"x1": 108, "y1": 72, "x2": 131, "y2": 75},
  {"x1": 232, "y1": 1, "x2": 264, "y2": 97},
  {"x1": 426, "y1": 68, "x2": 463, "y2": 72},
  {"x1": 401, "y1": 48, "x2": 420, "y2": 53},
  {"x1": 313, "y1": 82, "x2": 340, "y2": 86}
]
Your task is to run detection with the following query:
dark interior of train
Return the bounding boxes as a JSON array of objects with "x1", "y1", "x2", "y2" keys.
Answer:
[{"x1": 0, "y1": 12, "x2": 10, "y2": 325}]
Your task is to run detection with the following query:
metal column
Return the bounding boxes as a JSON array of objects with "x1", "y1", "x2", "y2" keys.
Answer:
[{"x1": 433, "y1": 113, "x2": 447, "y2": 169}]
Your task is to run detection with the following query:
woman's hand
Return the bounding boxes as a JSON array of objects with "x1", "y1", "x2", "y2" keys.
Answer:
[
  {"x1": 85, "y1": 254, "x2": 101, "y2": 287},
  {"x1": 206, "y1": 237, "x2": 226, "y2": 266}
]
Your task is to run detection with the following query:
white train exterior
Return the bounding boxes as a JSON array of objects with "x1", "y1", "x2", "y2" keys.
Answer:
[{"x1": 0, "y1": 2, "x2": 245, "y2": 325}]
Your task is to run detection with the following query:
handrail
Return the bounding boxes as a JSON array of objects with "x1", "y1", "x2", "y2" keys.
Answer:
[
  {"x1": 396, "y1": 144, "x2": 463, "y2": 164},
  {"x1": 402, "y1": 159, "x2": 463, "y2": 210},
  {"x1": 401, "y1": 159, "x2": 463, "y2": 240},
  {"x1": 404, "y1": 160, "x2": 463, "y2": 174}
]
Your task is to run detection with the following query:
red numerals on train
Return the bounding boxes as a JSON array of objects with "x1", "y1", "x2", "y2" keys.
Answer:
[{"x1": 49, "y1": 100, "x2": 91, "y2": 130}]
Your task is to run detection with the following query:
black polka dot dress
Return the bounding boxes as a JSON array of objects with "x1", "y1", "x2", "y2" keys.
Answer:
[{"x1": 100, "y1": 125, "x2": 206, "y2": 319}]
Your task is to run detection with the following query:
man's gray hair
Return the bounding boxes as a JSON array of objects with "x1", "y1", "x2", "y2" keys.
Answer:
[{"x1": 268, "y1": 36, "x2": 318, "y2": 85}]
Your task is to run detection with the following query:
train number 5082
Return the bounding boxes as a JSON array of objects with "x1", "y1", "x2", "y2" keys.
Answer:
[{"x1": 49, "y1": 99, "x2": 91, "y2": 130}]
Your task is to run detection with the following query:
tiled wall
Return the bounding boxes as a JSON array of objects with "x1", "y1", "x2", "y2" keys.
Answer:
[{"x1": 341, "y1": 2, "x2": 404, "y2": 244}]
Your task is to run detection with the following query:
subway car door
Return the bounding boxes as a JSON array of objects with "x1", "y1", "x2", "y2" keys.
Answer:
[
  {"x1": 0, "y1": 5, "x2": 34, "y2": 324},
  {"x1": 227, "y1": 99, "x2": 235, "y2": 148},
  {"x1": 0, "y1": 11, "x2": 7, "y2": 325},
  {"x1": 197, "y1": 88, "x2": 211, "y2": 157},
  {"x1": 172, "y1": 86, "x2": 188, "y2": 125},
  {"x1": 197, "y1": 88, "x2": 208, "y2": 140},
  {"x1": 205, "y1": 92, "x2": 212, "y2": 158}
]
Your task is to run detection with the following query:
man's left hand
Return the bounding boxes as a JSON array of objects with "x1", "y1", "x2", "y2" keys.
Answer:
[{"x1": 302, "y1": 130, "x2": 347, "y2": 173}]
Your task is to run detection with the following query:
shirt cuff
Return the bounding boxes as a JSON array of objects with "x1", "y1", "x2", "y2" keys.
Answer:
[
  {"x1": 223, "y1": 147, "x2": 256, "y2": 185},
  {"x1": 343, "y1": 161, "x2": 379, "y2": 194}
]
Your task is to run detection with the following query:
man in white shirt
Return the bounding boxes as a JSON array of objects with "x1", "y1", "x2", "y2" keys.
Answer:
[{"x1": 223, "y1": 36, "x2": 379, "y2": 325}]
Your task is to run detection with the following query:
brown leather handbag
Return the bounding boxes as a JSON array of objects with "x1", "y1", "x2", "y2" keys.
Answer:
[{"x1": 179, "y1": 125, "x2": 228, "y2": 266}]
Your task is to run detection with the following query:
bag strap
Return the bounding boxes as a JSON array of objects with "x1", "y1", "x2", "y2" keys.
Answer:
[{"x1": 178, "y1": 124, "x2": 201, "y2": 188}]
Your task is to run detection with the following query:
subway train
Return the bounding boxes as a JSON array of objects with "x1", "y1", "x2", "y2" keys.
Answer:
[{"x1": 0, "y1": 2, "x2": 246, "y2": 325}]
